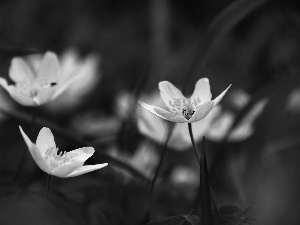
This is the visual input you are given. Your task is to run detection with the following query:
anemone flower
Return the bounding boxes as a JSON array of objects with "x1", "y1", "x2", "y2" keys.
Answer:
[
  {"x1": 19, "y1": 126, "x2": 107, "y2": 178},
  {"x1": 0, "y1": 51, "x2": 76, "y2": 106},
  {"x1": 138, "y1": 78, "x2": 231, "y2": 123},
  {"x1": 137, "y1": 91, "x2": 221, "y2": 150}
]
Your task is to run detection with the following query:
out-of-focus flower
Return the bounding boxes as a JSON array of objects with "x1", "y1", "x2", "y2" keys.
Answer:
[
  {"x1": 108, "y1": 141, "x2": 159, "y2": 177},
  {"x1": 0, "y1": 52, "x2": 74, "y2": 106},
  {"x1": 115, "y1": 91, "x2": 136, "y2": 119},
  {"x1": 46, "y1": 48, "x2": 101, "y2": 112},
  {"x1": 206, "y1": 95, "x2": 269, "y2": 142},
  {"x1": 137, "y1": 91, "x2": 221, "y2": 150},
  {"x1": 19, "y1": 126, "x2": 107, "y2": 178},
  {"x1": 286, "y1": 86, "x2": 300, "y2": 113},
  {"x1": 138, "y1": 78, "x2": 230, "y2": 123}
]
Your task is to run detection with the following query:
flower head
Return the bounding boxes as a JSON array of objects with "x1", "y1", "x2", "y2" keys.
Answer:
[
  {"x1": 0, "y1": 51, "x2": 76, "y2": 106},
  {"x1": 138, "y1": 78, "x2": 231, "y2": 123},
  {"x1": 137, "y1": 91, "x2": 221, "y2": 150},
  {"x1": 19, "y1": 126, "x2": 107, "y2": 178}
]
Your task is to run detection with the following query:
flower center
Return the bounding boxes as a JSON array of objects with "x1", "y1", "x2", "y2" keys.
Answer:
[
  {"x1": 44, "y1": 147, "x2": 78, "y2": 171},
  {"x1": 168, "y1": 97, "x2": 201, "y2": 120}
]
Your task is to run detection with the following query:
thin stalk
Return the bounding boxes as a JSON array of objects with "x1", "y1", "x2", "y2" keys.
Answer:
[
  {"x1": 188, "y1": 123, "x2": 201, "y2": 165},
  {"x1": 44, "y1": 174, "x2": 52, "y2": 201},
  {"x1": 147, "y1": 122, "x2": 174, "y2": 196},
  {"x1": 188, "y1": 124, "x2": 220, "y2": 221}
]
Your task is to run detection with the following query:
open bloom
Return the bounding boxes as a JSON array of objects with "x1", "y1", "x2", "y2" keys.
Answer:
[
  {"x1": 137, "y1": 91, "x2": 221, "y2": 150},
  {"x1": 19, "y1": 126, "x2": 107, "y2": 178},
  {"x1": 0, "y1": 51, "x2": 76, "y2": 106},
  {"x1": 138, "y1": 78, "x2": 231, "y2": 123}
]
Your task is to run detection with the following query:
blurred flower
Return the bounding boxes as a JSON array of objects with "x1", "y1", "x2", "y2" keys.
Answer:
[
  {"x1": 286, "y1": 86, "x2": 300, "y2": 113},
  {"x1": 138, "y1": 78, "x2": 230, "y2": 123},
  {"x1": 46, "y1": 48, "x2": 101, "y2": 112},
  {"x1": 19, "y1": 126, "x2": 107, "y2": 178},
  {"x1": 108, "y1": 141, "x2": 159, "y2": 177},
  {"x1": 137, "y1": 91, "x2": 221, "y2": 150},
  {"x1": 0, "y1": 52, "x2": 73, "y2": 106},
  {"x1": 115, "y1": 91, "x2": 136, "y2": 119},
  {"x1": 206, "y1": 96, "x2": 269, "y2": 142}
]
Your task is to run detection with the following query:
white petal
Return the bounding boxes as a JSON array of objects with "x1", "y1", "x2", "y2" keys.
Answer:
[
  {"x1": 9, "y1": 57, "x2": 35, "y2": 83},
  {"x1": 138, "y1": 101, "x2": 188, "y2": 123},
  {"x1": 19, "y1": 126, "x2": 51, "y2": 174},
  {"x1": 212, "y1": 84, "x2": 231, "y2": 106},
  {"x1": 159, "y1": 81, "x2": 186, "y2": 111},
  {"x1": 66, "y1": 163, "x2": 108, "y2": 177},
  {"x1": 36, "y1": 127, "x2": 56, "y2": 157},
  {"x1": 137, "y1": 109, "x2": 167, "y2": 144},
  {"x1": 0, "y1": 78, "x2": 9, "y2": 91},
  {"x1": 52, "y1": 147, "x2": 98, "y2": 177},
  {"x1": 33, "y1": 86, "x2": 56, "y2": 105},
  {"x1": 7, "y1": 85, "x2": 36, "y2": 106},
  {"x1": 37, "y1": 51, "x2": 59, "y2": 83},
  {"x1": 191, "y1": 78, "x2": 212, "y2": 104},
  {"x1": 67, "y1": 147, "x2": 95, "y2": 163},
  {"x1": 188, "y1": 101, "x2": 215, "y2": 123},
  {"x1": 51, "y1": 161, "x2": 83, "y2": 177}
]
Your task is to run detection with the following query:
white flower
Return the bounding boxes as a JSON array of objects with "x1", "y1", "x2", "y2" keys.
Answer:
[
  {"x1": 19, "y1": 126, "x2": 107, "y2": 178},
  {"x1": 137, "y1": 91, "x2": 221, "y2": 150},
  {"x1": 46, "y1": 48, "x2": 101, "y2": 111},
  {"x1": 0, "y1": 51, "x2": 75, "y2": 106},
  {"x1": 138, "y1": 78, "x2": 231, "y2": 123}
]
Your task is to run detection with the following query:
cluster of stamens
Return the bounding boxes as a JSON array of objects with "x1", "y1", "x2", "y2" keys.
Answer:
[
  {"x1": 168, "y1": 97, "x2": 201, "y2": 120},
  {"x1": 44, "y1": 147, "x2": 78, "y2": 170}
]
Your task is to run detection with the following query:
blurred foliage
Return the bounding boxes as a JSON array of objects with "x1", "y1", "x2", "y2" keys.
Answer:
[{"x1": 0, "y1": 0, "x2": 300, "y2": 224}]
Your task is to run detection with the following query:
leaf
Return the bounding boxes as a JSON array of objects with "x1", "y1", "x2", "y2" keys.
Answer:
[{"x1": 199, "y1": 137, "x2": 212, "y2": 225}]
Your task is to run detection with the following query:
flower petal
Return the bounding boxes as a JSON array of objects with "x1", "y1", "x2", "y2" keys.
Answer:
[
  {"x1": 9, "y1": 57, "x2": 35, "y2": 83},
  {"x1": 188, "y1": 101, "x2": 215, "y2": 123},
  {"x1": 137, "y1": 109, "x2": 167, "y2": 143},
  {"x1": 212, "y1": 84, "x2": 231, "y2": 106},
  {"x1": 33, "y1": 86, "x2": 56, "y2": 105},
  {"x1": 37, "y1": 51, "x2": 59, "y2": 83},
  {"x1": 19, "y1": 126, "x2": 51, "y2": 174},
  {"x1": 36, "y1": 127, "x2": 56, "y2": 157},
  {"x1": 6, "y1": 85, "x2": 36, "y2": 106},
  {"x1": 51, "y1": 147, "x2": 96, "y2": 177},
  {"x1": 66, "y1": 163, "x2": 108, "y2": 177},
  {"x1": 51, "y1": 161, "x2": 83, "y2": 178},
  {"x1": 138, "y1": 101, "x2": 188, "y2": 123},
  {"x1": 159, "y1": 81, "x2": 186, "y2": 111},
  {"x1": 191, "y1": 78, "x2": 212, "y2": 104}
]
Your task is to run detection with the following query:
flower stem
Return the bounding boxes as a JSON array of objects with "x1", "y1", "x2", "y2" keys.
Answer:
[
  {"x1": 188, "y1": 124, "x2": 220, "y2": 220},
  {"x1": 188, "y1": 123, "x2": 201, "y2": 165},
  {"x1": 148, "y1": 122, "x2": 174, "y2": 197},
  {"x1": 44, "y1": 174, "x2": 52, "y2": 202}
]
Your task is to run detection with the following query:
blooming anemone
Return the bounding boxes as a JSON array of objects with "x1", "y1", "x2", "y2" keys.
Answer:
[
  {"x1": 19, "y1": 126, "x2": 108, "y2": 178},
  {"x1": 0, "y1": 51, "x2": 75, "y2": 106},
  {"x1": 138, "y1": 78, "x2": 231, "y2": 123}
]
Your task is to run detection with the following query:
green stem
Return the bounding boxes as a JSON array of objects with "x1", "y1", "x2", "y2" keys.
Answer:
[
  {"x1": 188, "y1": 123, "x2": 201, "y2": 165},
  {"x1": 148, "y1": 122, "x2": 174, "y2": 197},
  {"x1": 44, "y1": 174, "x2": 52, "y2": 201},
  {"x1": 188, "y1": 124, "x2": 220, "y2": 220}
]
